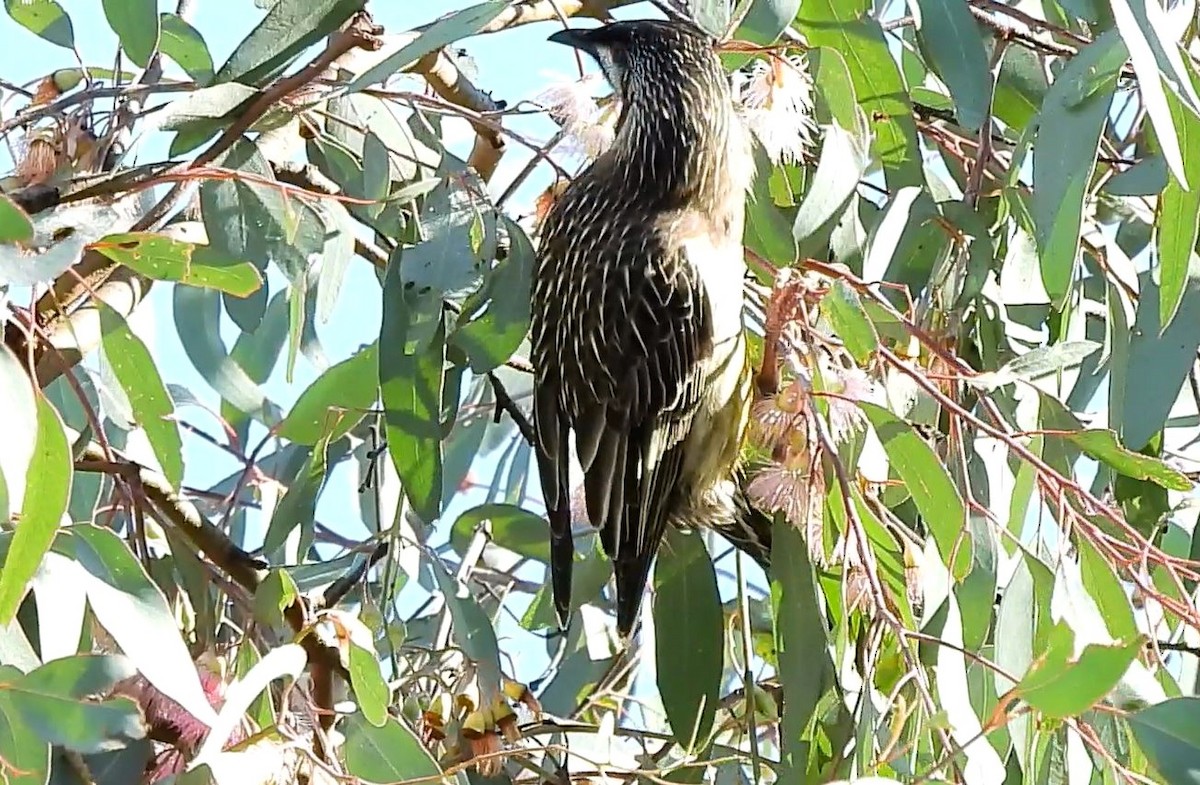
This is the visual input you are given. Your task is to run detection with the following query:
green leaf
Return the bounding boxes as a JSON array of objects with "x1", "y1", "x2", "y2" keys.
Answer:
[
  {"x1": 3, "y1": 685, "x2": 142, "y2": 754},
  {"x1": 101, "y1": 0, "x2": 158, "y2": 68},
  {"x1": 745, "y1": 146, "x2": 798, "y2": 263},
  {"x1": 734, "y1": 0, "x2": 800, "y2": 46},
  {"x1": 16, "y1": 654, "x2": 134, "y2": 702},
  {"x1": 402, "y1": 175, "x2": 493, "y2": 300},
  {"x1": 0, "y1": 194, "x2": 33, "y2": 244},
  {"x1": 1064, "y1": 429, "x2": 1191, "y2": 490},
  {"x1": 173, "y1": 285, "x2": 271, "y2": 416},
  {"x1": 1129, "y1": 697, "x2": 1200, "y2": 785},
  {"x1": 993, "y1": 45, "x2": 1047, "y2": 131},
  {"x1": 342, "y1": 712, "x2": 446, "y2": 782},
  {"x1": 1156, "y1": 64, "x2": 1200, "y2": 331},
  {"x1": 820, "y1": 281, "x2": 879, "y2": 365},
  {"x1": 0, "y1": 396, "x2": 71, "y2": 625},
  {"x1": 1014, "y1": 621, "x2": 1141, "y2": 719},
  {"x1": 160, "y1": 82, "x2": 257, "y2": 133},
  {"x1": 913, "y1": 0, "x2": 990, "y2": 131},
  {"x1": 859, "y1": 403, "x2": 970, "y2": 577},
  {"x1": 263, "y1": 436, "x2": 347, "y2": 556},
  {"x1": 159, "y1": 12, "x2": 214, "y2": 83},
  {"x1": 56, "y1": 525, "x2": 221, "y2": 728},
  {"x1": 276, "y1": 344, "x2": 378, "y2": 445},
  {"x1": 1076, "y1": 538, "x2": 1137, "y2": 641},
  {"x1": 691, "y1": 0, "x2": 730, "y2": 37},
  {"x1": 4, "y1": 0, "x2": 74, "y2": 49},
  {"x1": 796, "y1": 0, "x2": 923, "y2": 188},
  {"x1": 380, "y1": 258, "x2": 446, "y2": 524},
  {"x1": 968, "y1": 340, "x2": 1101, "y2": 390},
  {"x1": 252, "y1": 569, "x2": 298, "y2": 626},
  {"x1": 449, "y1": 503, "x2": 550, "y2": 563},
  {"x1": 772, "y1": 519, "x2": 830, "y2": 777},
  {"x1": 99, "y1": 306, "x2": 184, "y2": 488},
  {"x1": 347, "y1": 639, "x2": 389, "y2": 727},
  {"x1": 347, "y1": 0, "x2": 509, "y2": 92},
  {"x1": 863, "y1": 186, "x2": 923, "y2": 282},
  {"x1": 197, "y1": 139, "x2": 290, "y2": 259},
  {"x1": 1031, "y1": 30, "x2": 1125, "y2": 305},
  {"x1": 215, "y1": 0, "x2": 367, "y2": 86},
  {"x1": 427, "y1": 560, "x2": 502, "y2": 689},
  {"x1": 1120, "y1": 273, "x2": 1200, "y2": 450},
  {"x1": 91, "y1": 232, "x2": 262, "y2": 296},
  {"x1": 653, "y1": 528, "x2": 722, "y2": 750},
  {"x1": 0, "y1": 665, "x2": 50, "y2": 784},
  {"x1": 1104, "y1": 155, "x2": 1168, "y2": 196},
  {"x1": 452, "y1": 217, "x2": 534, "y2": 373}
]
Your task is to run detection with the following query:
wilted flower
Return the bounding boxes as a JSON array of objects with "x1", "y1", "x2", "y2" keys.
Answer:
[
  {"x1": 535, "y1": 73, "x2": 619, "y2": 159},
  {"x1": 746, "y1": 446, "x2": 813, "y2": 529},
  {"x1": 737, "y1": 53, "x2": 818, "y2": 166},
  {"x1": 823, "y1": 367, "x2": 874, "y2": 444},
  {"x1": 751, "y1": 378, "x2": 809, "y2": 447}
]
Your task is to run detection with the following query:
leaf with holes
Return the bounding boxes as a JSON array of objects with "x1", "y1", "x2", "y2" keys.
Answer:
[{"x1": 91, "y1": 233, "x2": 262, "y2": 296}]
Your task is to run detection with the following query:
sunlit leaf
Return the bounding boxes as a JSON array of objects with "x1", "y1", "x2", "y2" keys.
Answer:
[
  {"x1": 1156, "y1": 64, "x2": 1200, "y2": 332},
  {"x1": 1014, "y1": 621, "x2": 1141, "y2": 719},
  {"x1": 796, "y1": 0, "x2": 922, "y2": 188},
  {"x1": 91, "y1": 232, "x2": 262, "y2": 296},
  {"x1": 859, "y1": 402, "x2": 969, "y2": 577},
  {"x1": 55, "y1": 525, "x2": 220, "y2": 729},
  {"x1": 452, "y1": 217, "x2": 533, "y2": 373},
  {"x1": 99, "y1": 306, "x2": 184, "y2": 488},
  {"x1": 276, "y1": 344, "x2": 378, "y2": 445},
  {"x1": 1064, "y1": 429, "x2": 1191, "y2": 490},
  {"x1": 449, "y1": 503, "x2": 550, "y2": 563},
  {"x1": 101, "y1": 0, "x2": 158, "y2": 67},
  {"x1": 4, "y1": 0, "x2": 75, "y2": 48},
  {"x1": 379, "y1": 255, "x2": 446, "y2": 524},
  {"x1": 0, "y1": 396, "x2": 70, "y2": 624},
  {"x1": 342, "y1": 712, "x2": 447, "y2": 782},
  {"x1": 0, "y1": 195, "x2": 33, "y2": 244}
]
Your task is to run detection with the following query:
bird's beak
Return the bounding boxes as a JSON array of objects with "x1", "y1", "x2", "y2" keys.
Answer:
[{"x1": 548, "y1": 28, "x2": 597, "y2": 56}]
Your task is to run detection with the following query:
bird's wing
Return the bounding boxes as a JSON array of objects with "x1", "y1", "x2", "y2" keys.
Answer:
[
  {"x1": 531, "y1": 250, "x2": 578, "y2": 630},
  {"x1": 571, "y1": 240, "x2": 713, "y2": 635}
]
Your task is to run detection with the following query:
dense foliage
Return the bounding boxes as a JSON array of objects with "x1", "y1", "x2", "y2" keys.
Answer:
[{"x1": 2, "y1": 0, "x2": 1200, "y2": 783}]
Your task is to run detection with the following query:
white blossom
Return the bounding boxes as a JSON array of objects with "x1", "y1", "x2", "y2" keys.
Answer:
[
  {"x1": 534, "y1": 73, "x2": 619, "y2": 160},
  {"x1": 737, "y1": 53, "x2": 818, "y2": 166}
]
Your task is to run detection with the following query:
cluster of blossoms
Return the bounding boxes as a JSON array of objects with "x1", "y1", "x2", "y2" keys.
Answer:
[
  {"x1": 413, "y1": 676, "x2": 541, "y2": 777},
  {"x1": 746, "y1": 271, "x2": 877, "y2": 534}
]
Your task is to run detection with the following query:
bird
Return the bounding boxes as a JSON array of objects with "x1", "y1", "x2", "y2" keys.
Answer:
[{"x1": 530, "y1": 18, "x2": 769, "y2": 639}]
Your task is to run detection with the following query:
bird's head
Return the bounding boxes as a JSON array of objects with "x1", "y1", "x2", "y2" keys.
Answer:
[
  {"x1": 548, "y1": 20, "x2": 721, "y2": 106},
  {"x1": 547, "y1": 19, "x2": 742, "y2": 198}
]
